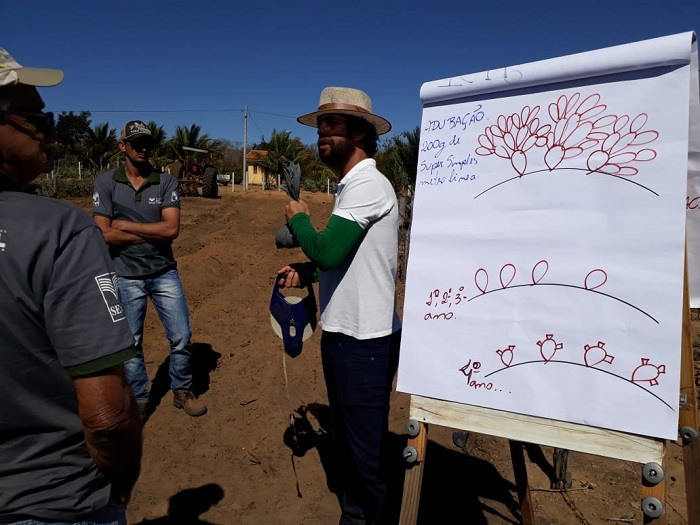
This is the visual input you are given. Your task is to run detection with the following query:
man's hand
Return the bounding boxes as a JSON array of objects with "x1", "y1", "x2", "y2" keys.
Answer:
[
  {"x1": 285, "y1": 199, "x2": 310, "y2": 223},
  {"x1": 277, "y1": 262, "x2": 317, "y2": 288},
  {"x1": 277, "y1": 265, "x2": 303, "y2": 288},
  {"x1": 74, "y1": 365, "x2": 142, "y2": 504},
  {"x1": 110, "y1": 220, "x2": 128, "y2": 231}
]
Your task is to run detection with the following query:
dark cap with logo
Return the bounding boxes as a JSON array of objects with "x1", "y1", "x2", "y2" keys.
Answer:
[{"x1": 120, "y1": 120, "x2": 153, "y2": 142}]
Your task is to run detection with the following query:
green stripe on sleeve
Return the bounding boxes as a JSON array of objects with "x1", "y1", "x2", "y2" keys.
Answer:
[
  {"x1": 288, "y1": 213, "x2": 363, "y2": 271},
  {"x1": 65, "y1": 347, "x2": 137, "y2": 378}
]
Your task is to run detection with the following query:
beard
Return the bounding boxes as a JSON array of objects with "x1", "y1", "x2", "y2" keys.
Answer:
[{"x1": 318, "y1": 136, "x2": 355, "y2": 170}]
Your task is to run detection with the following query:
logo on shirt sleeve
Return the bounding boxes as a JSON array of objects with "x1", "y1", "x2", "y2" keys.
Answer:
[
  {"x1": 93, "y1": 191, "x2": 100, "y2": 207},
  {"x1": 95, "y1": 272, "x2": 126, "y2": 322}
]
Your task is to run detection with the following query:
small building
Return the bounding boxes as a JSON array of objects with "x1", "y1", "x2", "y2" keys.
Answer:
[{"x1": 245, "y1": 150, "x2": 270, "y2": 186}]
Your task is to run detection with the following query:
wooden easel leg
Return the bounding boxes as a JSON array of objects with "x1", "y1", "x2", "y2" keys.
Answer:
[
  {"x1": 641, "y1": 462, "x2": 666, "y2": 524},
  {"x1": 509, "y1": 440, "x2": 535, "y2": 525},
  {"x1": 552, "y1": 448, "x2": 572, "y2": 490},
  {"x1": 399, "y1": 422, "x2": 428, "y2": 525},
  {"x1": 683, "y1": 435, "x2": 700, "y2": 525},
  {"x1": 680, "y1": 255, "x2": 700, "y2": 525}
]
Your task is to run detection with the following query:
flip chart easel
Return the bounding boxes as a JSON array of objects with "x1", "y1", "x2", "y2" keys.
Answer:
[
  {"x1": 398, "y1": 264, "x2": 699, "y2": 522},
  {"x1": 397, "y1": 31, "x2": 700, "y2": 524}
]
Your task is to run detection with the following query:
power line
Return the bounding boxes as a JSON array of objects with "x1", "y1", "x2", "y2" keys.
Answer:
[
  {"x1": 53, "y1": 108, "x2": 297, "y2": 120},
  {"x1": 55, "y1": 108, "x2": 243, "y2": 114},
  {"x1": 247, "y1": 113, "x2": 265, "y2": 137}
]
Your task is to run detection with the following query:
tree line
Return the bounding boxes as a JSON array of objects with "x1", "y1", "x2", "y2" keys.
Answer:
[{"x1": 52, "y1": 111, "x2": 419, "y2": 194}]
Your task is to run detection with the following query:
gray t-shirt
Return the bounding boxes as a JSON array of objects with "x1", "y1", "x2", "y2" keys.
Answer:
[
  {"x1": 0, "y1": 184, "x2": 135, "y2": 522},
  {"x1": 93, "y1": 166, "x2": 181, "y2": 277}
]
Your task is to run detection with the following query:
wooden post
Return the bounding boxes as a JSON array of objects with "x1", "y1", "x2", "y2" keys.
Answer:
[
  {"x1": 399, "y1": 422, "x2": 428, "y2": 525},
  {"x1": 509, "y1": 440, "x2": 535, "y2": 525},
  {"x1": 552, "y1": 448, "x2": 572, "y2": 490},
  {"x1": 680, "y1": 257, "x2": 700, "y2": 525}
]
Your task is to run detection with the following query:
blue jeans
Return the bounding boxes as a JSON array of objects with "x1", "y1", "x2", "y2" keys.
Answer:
[
  {"x1": 118, "y1": 269, "x2": 193, "y2": 403},
  {"x1": 11, "y1": 502, "x2": 126, "y2": 524},
  {"x1": 321, "y1": 330, "x2": 400, "y2": 525}
]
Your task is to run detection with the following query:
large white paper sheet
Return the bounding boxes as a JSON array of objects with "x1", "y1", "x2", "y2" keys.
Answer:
[
  {"x1": 398, "y1": 33, "x2": 695, "y2": 440},
  {"x1": 685, "y1": 46, "x2": 700, "y2": 305}
]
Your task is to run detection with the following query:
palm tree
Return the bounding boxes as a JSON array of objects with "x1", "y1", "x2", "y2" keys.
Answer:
[
  {"x1": 376, "y1": 127, "x2": 421, "y2": 280},
  {"x1": 145, "y1": 121, "x2": 170, "y2": 167},
  {"x1": 146, "y1": 121, "x2": 166, "y2": 148},
  {"x1": 378, "y1": 126, "x2": 420, "y2": 191},
  {"x1": 255, "y1": 129, "x2": 306, "y2": 187},
  {"x1": 169, "y1": 124, "x2": 211, "y2": 160},
  {"x1": 85, "y1": 122, "x2": 118, "y2": 172},
  {"x1": 298, "y1": 144, "x2": 335, "y2": 191}
]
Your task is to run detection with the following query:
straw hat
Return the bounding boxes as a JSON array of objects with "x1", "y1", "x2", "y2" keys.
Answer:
[{"x1": 297, "y1": 86, "x2": 391, "y2": 135}]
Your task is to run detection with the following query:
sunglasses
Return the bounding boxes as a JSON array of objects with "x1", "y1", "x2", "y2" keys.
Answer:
[
  {"x1": 0, "y1": 110, "x2": 55, "y2": 134},
  {"x1": 125, "y1": 137, "x2": 155, "y2": 150}
]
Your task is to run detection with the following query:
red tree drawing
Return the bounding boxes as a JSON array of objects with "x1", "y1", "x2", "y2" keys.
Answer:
[
  {"x1": 585, "y1": 113, "x2": 658, "y2": 176},
  {"x1": 475, "y1": 106, "x2": 551, "y2": 176},
  {"x1": 475, "y1": 92, "x2": 659, "y2": 178},
  {"x1": 544, "y1": 93, "x2": 611, "y2": 170}
]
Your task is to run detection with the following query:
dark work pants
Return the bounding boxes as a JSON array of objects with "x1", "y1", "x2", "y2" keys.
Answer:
[{"x1": 321, "y1": 330, "x2": 401, "y2": 525}]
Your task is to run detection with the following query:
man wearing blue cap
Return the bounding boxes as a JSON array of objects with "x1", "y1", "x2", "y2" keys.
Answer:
[
  {"x1": 0, "y1": 47, "x2": 141, "y2": 524},
  {"x1": 278, "y1": 86, "x2": 402, "y2": 525}
]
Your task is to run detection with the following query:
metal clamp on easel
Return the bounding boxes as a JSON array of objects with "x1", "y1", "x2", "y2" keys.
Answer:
[
  {"x1": 641, "y1": 461, "x2": 665, "y2": 520},
  {"x1": 680, "y1": 425, "x2": 698, "y2": 444},
  {"x1": 399, "y1": 419, "x2": 429, "y2": 525},
  {"x1": 402, "y1": 419, "x2": 424, "y2": 464}
]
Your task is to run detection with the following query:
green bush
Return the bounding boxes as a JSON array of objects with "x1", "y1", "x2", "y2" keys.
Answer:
[
  {"x1": 35, "y1": 176, "x2": 95, "y2": 199},
  {"x1": 301, "y1": 178, "x2": 335, "y2": 193}
]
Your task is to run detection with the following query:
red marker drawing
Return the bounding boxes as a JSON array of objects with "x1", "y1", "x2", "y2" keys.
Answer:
[
  {"x1": 499, "y1": 263, "x2": 516, "y2": 288},
  {"x1": 583, "y1": 341, "x2": 614, "y2": 367},
  {"x1": 495, "y1": 344, "x2": 516, "y2": 367},
  {"x1": 631, "y1": 358, "x2": 666, "y2": 387},
  {"x1": 536, "y1": 334, "x2": 563, "y2": 363}
]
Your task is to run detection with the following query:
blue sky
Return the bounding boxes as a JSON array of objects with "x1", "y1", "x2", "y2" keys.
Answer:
[{"x1": 4, "y1": 1, "x2": 698, "y2": 147}]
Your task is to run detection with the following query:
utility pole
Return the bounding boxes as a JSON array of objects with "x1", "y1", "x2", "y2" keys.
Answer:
[{"x1": 243, "y1": 106, "x2": 248, "y2": 192}]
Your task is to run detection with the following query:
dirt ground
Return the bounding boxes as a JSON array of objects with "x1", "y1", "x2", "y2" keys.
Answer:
[{"x1": 69, "y1": 187, "x2": 696, "y2": 524}]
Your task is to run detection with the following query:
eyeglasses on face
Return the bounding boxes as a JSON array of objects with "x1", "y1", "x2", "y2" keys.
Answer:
[
  {"x1": 0, "y1": 110, "x2": 55, "y2": 134},
  {"x1": 125, "y1": 138, "x2": 155, "y2": 151}
]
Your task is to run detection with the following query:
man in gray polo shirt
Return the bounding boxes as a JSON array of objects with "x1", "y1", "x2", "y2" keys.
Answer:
[
  {"x1": 0, "y1": 47, "x2": 142, "y2": 524},
  {"x1": 93, "y1": 121, "x2": 206, "y2": 418}
]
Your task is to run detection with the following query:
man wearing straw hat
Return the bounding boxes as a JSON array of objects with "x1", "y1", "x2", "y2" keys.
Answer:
[
  {"x1": 0, "y1": 47, "x2": 141, "y2": 524},
  {"x1": 278, "y1": 87, "x2": 401, "y2": 524}
]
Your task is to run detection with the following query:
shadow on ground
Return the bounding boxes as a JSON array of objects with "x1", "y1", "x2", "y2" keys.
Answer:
[
  {"x1": 145, "y1": 342, "x2": 221, "y2": 421},
  {"x1": 281, "y1": 403, "x2": 521, "y2": 524},
  {"x1": 415, "y1": 438, "x2": 521, "y2": 524},
  {"x1": 132, "y1": 483, "x2": 224, "y2": 524}
]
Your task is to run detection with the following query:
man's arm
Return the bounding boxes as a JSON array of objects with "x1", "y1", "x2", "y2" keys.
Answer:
[
  {"x1": 73, "y1": 364, "x2": 142, "y2": 504},
  {"x1": 288, "y1": 212, "x2": 363, "y2": 271},
  {"x1": 93, "y1": 215, "x2": 145, "y2": 247},
  {"x1": 111, "y1": 207, "x2": 180, "y2": 241}
]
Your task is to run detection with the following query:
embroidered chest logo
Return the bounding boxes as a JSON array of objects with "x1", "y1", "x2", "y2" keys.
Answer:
[
  {"x1": 0, "y1": 229, "x2": 6, "y2": 252},
  {"x1": 148, "y1": 197, "x2": 162, "y2": 205},
  {"x1": 93, "y1": 191, "x2": 99, "y2": 207},
  {"x1": 95, "y1": 272, "x2": 126, "y2": 322}
]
